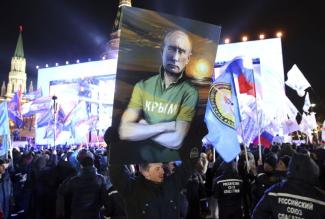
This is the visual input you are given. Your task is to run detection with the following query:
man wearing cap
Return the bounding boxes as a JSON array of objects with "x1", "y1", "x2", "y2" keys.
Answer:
[{"x1": 251, "y1": 154, "x2": 279, "y2": 208}]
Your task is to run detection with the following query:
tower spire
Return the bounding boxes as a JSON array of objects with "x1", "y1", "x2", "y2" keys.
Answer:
[
  {"x1": 101, "y1": 0, "x2": 132, "y2": 59},
  {"x1": 14, "y1": 25, "x2": 24, "y2": 58},
  {"x1": 6, "y1": 26, "x2": 27, "y2": 96}
]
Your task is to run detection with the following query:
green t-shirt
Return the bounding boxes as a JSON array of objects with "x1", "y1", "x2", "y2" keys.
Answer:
[{"x1": 128, "y1": 67, "x2": 199, "y2": 124}]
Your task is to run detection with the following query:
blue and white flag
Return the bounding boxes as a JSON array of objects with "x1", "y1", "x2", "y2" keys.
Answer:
[
  {"x1": 0, "y1": 102, "x2": 10, "y2": 156},
  {"x1": 8, "y1": 91, "x2": 23, "y2": 128},
  {"x1": 204, "y1": 59, "x2": 241, "y2": 162},
  {"x1": 24, "y1": 88, "x2": 42, "y2": 100},
  {"x1": 22, "y1": 96, "x2": 52, "y2": 116},
  {"x1": 0, "y1": 102, "x2": 10, "y2": 136}
]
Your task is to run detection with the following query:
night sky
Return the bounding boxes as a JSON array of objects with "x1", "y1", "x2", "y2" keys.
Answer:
[{"x1": 0, "y1": 0, "x2": 324, "y2": 120}]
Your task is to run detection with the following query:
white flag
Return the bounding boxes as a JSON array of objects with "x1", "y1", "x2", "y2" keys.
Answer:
[
  {"x1": 285, "y1": 64, "x2": 311, "y2": 97},
  {"x1": 300, "y1": 112, "x2": 317, "y2": 135},
  {"x1": 303, "y1": 92, "x2": 311, "y2": 113},
  {"x1": 285, "y1": 96, "x2": 298, "y2": 119},
  {"x1": 282, "y1": 118, "x2": 300, "y2": 135}
]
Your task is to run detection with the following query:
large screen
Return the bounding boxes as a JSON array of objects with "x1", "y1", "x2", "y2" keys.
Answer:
[{"x1": 36, "y1": 59, "x2": 117, "y2": 145}]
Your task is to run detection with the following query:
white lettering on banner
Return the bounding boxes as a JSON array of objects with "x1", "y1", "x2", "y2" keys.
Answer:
[{"x1": 145, "y1": 100, "x2": 178, "y2": 115}]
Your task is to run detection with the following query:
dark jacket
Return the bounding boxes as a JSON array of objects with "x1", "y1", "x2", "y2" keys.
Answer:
[
  {"x1": 57, "y1": 166, "x2": 109, "y2": 219},
  {"x1": 109, "y1": 160, "x2": 196, "y2": 219},
  {"x1": 213, "y1": 162, "x2": 244, "y2": 219},
  {"x1": 186, "y1": 171, "x2": 209, "y2": 219},
  {"x1": 103, "y1": 185, "x2": 127, "y2": 219},
  {"x1": 252, "y1": 153, "x2": 325, "y2": 219},
  {"x1": 0, "y1": 171, "x2": 12, "y2": 219}
]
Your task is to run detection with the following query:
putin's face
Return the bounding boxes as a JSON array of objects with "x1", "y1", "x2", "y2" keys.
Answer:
[{"x1": 162, "y1": 31, "x2": 192, "y2": 75}]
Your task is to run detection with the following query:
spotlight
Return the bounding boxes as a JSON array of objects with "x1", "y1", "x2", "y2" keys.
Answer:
[
  {"x1": 45, "y1": 64, "x2": 49, "y2": 68},
  {"x1": 66, "y1": 61, "x2": 69, "y2": 65},
  {"x1": 259, "y1": 34, "x2": 265, "y2": 40},
  {"x1": 242, "y1": 36, "x2": 248, "y2": 42},
  {"x1": 224, "y1": 38, "x2": 230, "y2": 44},
  {"x1": 76, "y1": 59, "x2": 80, "y2": 63},
  {"x1": 55, "y1": 63, "x2": 59, "y2": 66},
  {"x1": 36, "y1": 65, "x2": 39, "y2": 69},
  {"x1": 276, "y1": 31, "x2": 283, "y2": 37}
]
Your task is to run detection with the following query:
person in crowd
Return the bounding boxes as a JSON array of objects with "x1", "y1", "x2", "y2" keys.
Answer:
[
  {"x1": 314, "y1": 146, "x2": 325, "y2": 190},
  {"x1": 252, "y1": 152, "x2": 325, "y2": 219},
  {"x1": 213, "y1": 160, "x2": 244, "y2": 219},
  {"x1": 186, "y1": 152, "x2": 210, "y2": 219},
  {"x1": 237, "y1": 148, "x2": 256, "y2": 219},
  {"x1": 108, "y1": 145, "x2": 199, "y2": 219},
  {"x1": 251, "y1": 153, "x2": 280, "y2": 208},
  {"x1": 109, "y1": 161, "x2": 197, "y2": 219},
  {"x1": 57, "y1": 149, "x2": 110, "y2": 219},
  {"x1": 11, "y1": 152, "x2": 34, "y2": 218},
  {"x1": 103, "y1": 185, "x2": 127, "y2": 219},
  {"x1": 0, "y1": 159, "x2": 12, "y2": 219},
  {"x1": 204, "y1": 147, "x2": 221, "y2": 219},
  {"x1": 273, "y1": 155, "x2": 290, "y2": 181}
]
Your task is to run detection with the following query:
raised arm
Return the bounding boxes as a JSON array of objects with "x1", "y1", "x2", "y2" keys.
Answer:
[{"x1": 119, "y1": 108, "x2": 176, "y2": 141}]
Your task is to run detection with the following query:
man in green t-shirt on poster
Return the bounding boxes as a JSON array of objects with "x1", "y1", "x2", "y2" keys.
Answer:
[{"x1": 116, "y1": 30, "x2": 199, "y2": 163}]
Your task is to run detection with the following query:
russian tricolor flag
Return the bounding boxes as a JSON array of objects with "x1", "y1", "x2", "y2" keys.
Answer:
[
  {"x1": 227, "y1": 57, "x2": 256, "y2": 97},
  {"x1": 253, "y1": 131, "x2": 274, "y2": 148}
]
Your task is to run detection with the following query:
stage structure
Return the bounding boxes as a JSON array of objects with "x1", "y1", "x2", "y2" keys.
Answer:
[
  {"x1": 36, "y1": 59, "x2": 117, "y2": 146},
  {"x1": 214, "y1": 38, "x2": 294, "y2": 145}
]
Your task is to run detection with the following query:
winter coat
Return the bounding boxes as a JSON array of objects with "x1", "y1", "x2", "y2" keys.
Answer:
[
  {"x1": 57, "y1": 166, "x2": 110, "y2": 219},
  {"x1": 110, "y1": 160, "x2": 196, "y2": 219},
  {"x1": 0, "y1": 171, "x2": 12, "y2": 219},
  {"x1": 252, "y1": 153, "x2": 325, "y2": 219},
  {"x1": 213, "y1": 164, "x2": 244, "y2": 219}
]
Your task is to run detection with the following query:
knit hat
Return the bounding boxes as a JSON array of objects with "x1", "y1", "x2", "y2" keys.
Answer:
[
  {"x1": 264, "y1": 154, "x2": 277, "y2": 168},
  {"x1": 287, "y1": 152, "x2": 319, "y2": 185},
  {"x1": 278, "y1": 155, "x2": 290, "y2": 168}
]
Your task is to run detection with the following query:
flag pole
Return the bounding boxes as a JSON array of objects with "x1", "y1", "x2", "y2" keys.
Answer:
[
  {"x1": 52, "y1": 95, "x2": 58, "y2": 150},
  {"x1": 239, "y1": 122, "x2": 250, "y2": 173},
  {"x1": 248, "y1": 60, "x2": 262, "y2": 162}
]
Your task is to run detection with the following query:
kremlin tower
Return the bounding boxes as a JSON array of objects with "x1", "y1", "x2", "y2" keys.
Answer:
[{"x1": 6, "y1": 26, "x2": 27, "y2": 98}]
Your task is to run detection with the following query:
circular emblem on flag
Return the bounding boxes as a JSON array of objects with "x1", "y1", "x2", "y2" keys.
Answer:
[{"x1": 209, "y1": 82, "x2": 235, "y2": 129}]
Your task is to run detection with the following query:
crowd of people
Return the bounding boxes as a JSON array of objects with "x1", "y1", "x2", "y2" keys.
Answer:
[{"x1": 0, "y1": 140, "x2": 324, "y2": 219}]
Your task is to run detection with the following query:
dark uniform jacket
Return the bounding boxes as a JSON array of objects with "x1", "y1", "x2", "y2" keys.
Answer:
[
  {"x1": 252, "y1": 153, "x2": 325, "y2": 219},
  {"x1": 213, "y1": 165, "x2": 244, "y2": 219},
  {"x1": 109, "y1": 160, "x2": 196, "y2": 219}
]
